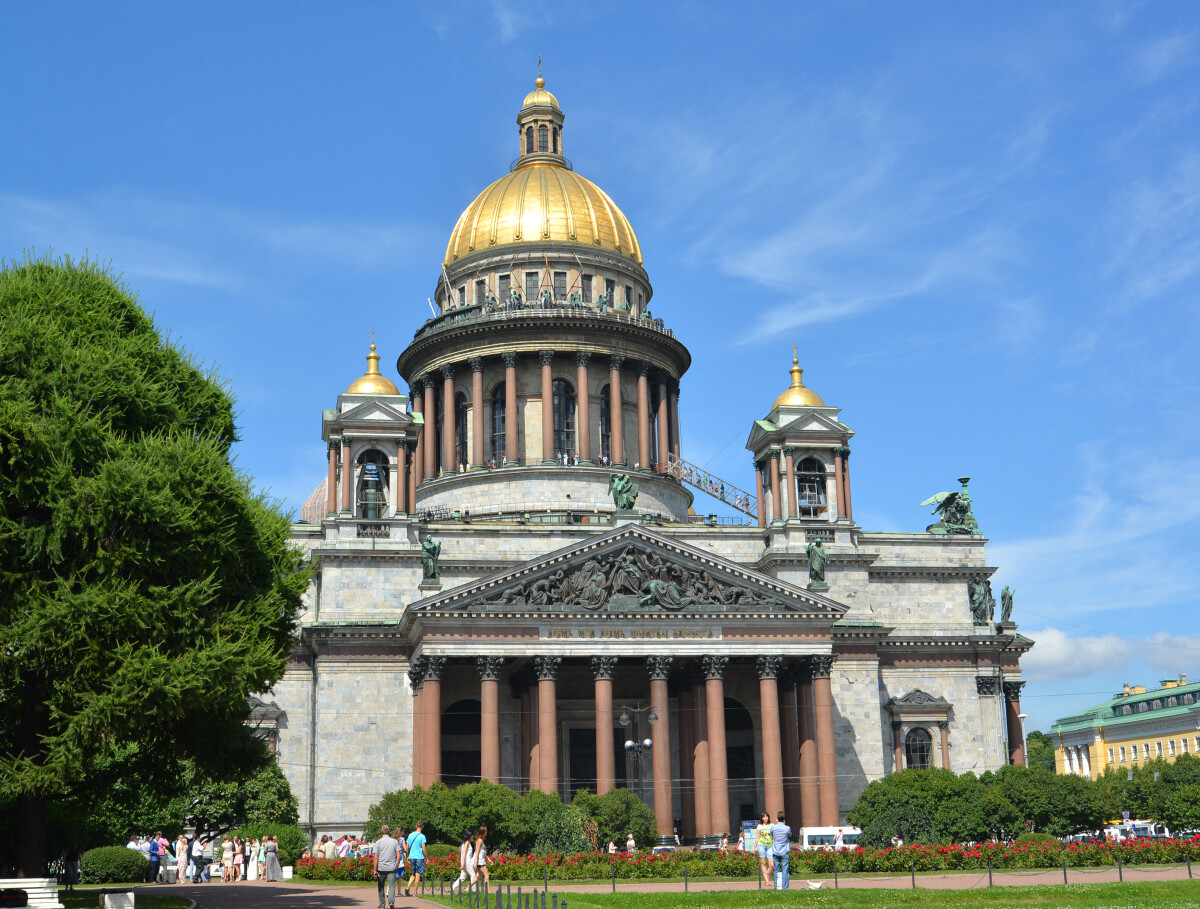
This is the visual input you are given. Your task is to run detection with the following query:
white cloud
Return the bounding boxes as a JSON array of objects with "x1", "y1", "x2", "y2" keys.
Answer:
[
  {"x1": 1134, "y1": 32, "x2": 1197, "y2": 83},
  {"x1": 1022, "y1": 627, "x2": 1200, "y2": 684}
]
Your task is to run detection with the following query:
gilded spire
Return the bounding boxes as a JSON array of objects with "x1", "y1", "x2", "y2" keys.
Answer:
[
  {"x1": 772, "y1": 345, "x2": 825, "y2": 409},
  {"x1": 344, "y1": 333, "x2": 400, "y2": 396}
]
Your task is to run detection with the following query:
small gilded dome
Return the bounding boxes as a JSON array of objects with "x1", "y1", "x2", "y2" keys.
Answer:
[
  {"x1": 345, "y1": 340, "x2": 400, "y2": 396},
  {"x1": 444, "y1": 161, "x2": 642, "y2": 266},
  {"x1": 772, "y1": 348, "x2": 825, "y2": 409},
  {"x1": 523, "y1": 76, "x2": 560, "y2": 110}
]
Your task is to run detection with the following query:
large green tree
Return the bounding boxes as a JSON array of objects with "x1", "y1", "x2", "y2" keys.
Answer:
[
  {"x1": 0, "y1": 257, "x2": 307, "y2": 875},
  {"x1": 1024, "y1": 731, "x2": 1057, "y2": 772}
]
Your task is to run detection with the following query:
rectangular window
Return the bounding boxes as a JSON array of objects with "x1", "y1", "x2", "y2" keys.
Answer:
[
  {"x1": 526, "y1": 272, "x2": 539, "y2": 303},
  {"x1": 553, "y1": 271, "x2": 567, "y2": 301},
  {"x1": 498, "y1": 274, "x2": 510, "y2": 303},
  {"x1": 475, "y1": 280, "x2": 486, "y2": 306},
  {"x1": 605, "y1": 278, "x2": 616, "y2": 305},
  {"x1": 1184, "y1": 737, "x2": 1191, "y2": 754},
  {"x1": 458, "y1": 285, "x2": 466, "y2": 306},
  {"x1": 581, "y1": 274, "x2": 592, "y2": 303},
  {"x1": 1156, "y1": 741, "x2": 1163, "y2": 758},
  {"x1": 625, "y1": 285, "x2": 633, "y2": 310},
  {"x1": 1195, "y1": 736, "x2": 1200, "y2": 754},
  {"x1": 1108, "y1": 747, "x2": 1115, "y2": 763},
  {"x1": 1169, "y1": 740, "x2": 1177, "y2": 756},
  {"x1": 1119, "y1": 746, "x2": 1126, "y2": 761},
  {"x1": 1143, "y1": 743, "x2": 1151, "y2": 760}
]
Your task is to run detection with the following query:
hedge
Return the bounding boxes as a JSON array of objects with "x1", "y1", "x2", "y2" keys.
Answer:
[{"x1": 80, "y1": 846, "x2": 149, "y2": 884}]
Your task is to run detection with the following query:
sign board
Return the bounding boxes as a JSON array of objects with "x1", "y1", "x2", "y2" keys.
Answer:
[{"x1": 1122, "y1": 812, "x2": 1130, "y2": 820}]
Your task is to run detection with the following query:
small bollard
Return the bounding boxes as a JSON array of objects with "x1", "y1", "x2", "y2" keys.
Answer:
[
  {"x1": 684, "y1": 865, "x2": 688, "y2": 892},
  {"x1": 1189, "y1": 855, "x2": 1193, "y2": 880},
  {"x1": 910, "y1": 862, "x2": 916, "y2": 889},
  {"x1": 1118, "y1": 855, "x2": 1123, "y2": 882},
  {"x1": 988, "y1": 858, "x2": 993, "y2": 888},
  {"x1": 552, "y1": 894, "x2": 558, "y2": 909},
  {"x1": 544, "y1": 866, "x2": 548, "y2": 892},
  {"x1": 612, "y1": 863, "x2": 617, "y2": 893},
  {"x1": 1062, "y1": 856, "x2": 1068, "y2": 886}
]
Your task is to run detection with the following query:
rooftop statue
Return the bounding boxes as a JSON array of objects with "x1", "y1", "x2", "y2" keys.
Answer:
[
  {"x1": 539, "y1": 289, "x2": 554, "y2": 309},
  {"x1": 507, "y1": 290, "x2": 523, "y2": 310},
  {"x1": 595, "y1": 291, "x2": 610, "y2": 312},
  {"x1": 1000, "y1": 585, "x2": 1014, "y2": 623},
  {"x1": 421, "y1": 536, "x2": 442, "y2": 583},
  {"x1": 968, "y1": 577, "x2": 996, "y2": 625},
  {"x1": 567, "y1": 290, "x2": 583, "y2": 309},
  {"x1": 806, "y1": 538, "x2": 829, "y2": 584},
  {"x1": 921, "y1": 476, "x2": 980, "y2": 535},
  {"x1": 608, "y1": 472, "x2": 639, "y2": 511}
]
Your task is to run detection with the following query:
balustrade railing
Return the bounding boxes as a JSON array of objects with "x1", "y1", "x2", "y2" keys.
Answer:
[
  {"x1": 413, "y1": 303, "x2": 674, "y2": 342},
  {"x1": 664, "y1": 453, "x2": 758, "y2": 520}
]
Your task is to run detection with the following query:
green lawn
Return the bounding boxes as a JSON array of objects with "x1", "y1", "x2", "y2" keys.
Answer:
[
  {"x1": 61, "y1": 890, "x2": 189, "y2": 909},
  {"x1": 427, "y1": 881, "x2": 1200, "y2": 909}
]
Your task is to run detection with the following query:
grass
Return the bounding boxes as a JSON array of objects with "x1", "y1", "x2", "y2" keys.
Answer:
[
  {"x1": 425, "y1": 881, "x2": 1200, "y2": 909},
  {"x1": 61, "y1": 890, "x2": 189, "y2": 909}
]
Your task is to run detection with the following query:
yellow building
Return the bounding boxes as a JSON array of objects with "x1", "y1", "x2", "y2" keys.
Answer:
[{"x1": 1050, "y1": 675, "x2": 1198, "y2": 778}]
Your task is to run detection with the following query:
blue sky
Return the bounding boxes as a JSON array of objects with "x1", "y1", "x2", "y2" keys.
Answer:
[{"x1": 3, "y1": 1, "x2": 1199, "y2": 733}]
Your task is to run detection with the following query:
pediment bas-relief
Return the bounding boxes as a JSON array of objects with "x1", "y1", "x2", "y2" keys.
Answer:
[{"x1": 487, "y1": 544, "x2": 784, "y2": 613}]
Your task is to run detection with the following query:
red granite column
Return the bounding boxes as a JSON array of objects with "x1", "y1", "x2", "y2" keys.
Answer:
[
  {"x1": 692, "y1": 681, "x2": 712, "y2": 840},
  {"x1": 1004, "y1": 681, "x2": 1026, "y2": 765},
  {"x1": 520, "y1": 686, "x2": 536, "y2": 793},
  {"x1": 784, "y1": 448, "x2": 798, "y2": 519},
  {"x1": 656, "y1": 374, "x2": 669, "y2": 471},
  {"x1": 503, "y1": 353, "x2": 519, "y2": 466},
  {"x1": 396, "y1": 441, "x2": 408, "y2": 515},
  {"x1": 423, "y1": 379, "x2": 437, "y2": 480},
  {"x1": 409, "y1": 665, "x2": 424, "y2": 787},
  {"x1": 326, "y1": 442, "x2": 338, "y2": 516},
  {"x1": 812, "y1": 655, "x2": 840, "y2": 825},
  {"x1": 755, "y1": 461, "x2": 767, "y2": 529},
  {"x1": 797, "y1": 665, "x2": 820, "y2": 828},
  {"x1": 636, "y1": 362, "x2": 651, "y2": 470},
  {"x1": 703, "y1": 656, "x2": 730, "y2": 836},
  {"x1": 535, "y1": 656, "x2": 561, "y2": 794},
  {"x1": 441, "y1": 366, "x2": 456, "y2": 474},
  {"x1": 779, "y1": 671, "x2": 802, "y2": 826},
  {"x1": 769, "y1": 452, "x2": 782, "y2": 522},
  {"x1": 834, "y1": 450, "x2": 845, "y2": 519},
  {"x1": 576, "y1": 353, "x2": 592, "y2": 464},
  {"x1": 479, "y1": 657, "x2": 503, "y2": 784},
  {"x1": 892, "y1": 722, "x2": 904, "y2": 772},
  {"x1": 669, "y1": 383, "x2": 681, "y2": 458},
  {"x1": 423, "y1": 657, "x2": 445, "y2": 785},
  {"x1": 470, "y1": 358, "x2": 485, "y2": 469},
  {"x1": 939, "y1": 722, "x2": 951, "y2": 770},
  {"x1": 540, "y1": 351, "x2": 555, "y2": 465},
  {"x1": 678, "y1": 685, "x2": 697, "y2": 841},
  {"x1": 410, "y1": 386, "x2": 424, "y2": 491},
  {"x1": 592, "y1": 657, "x2": 616, "y2": 795},
  {"x1": 841, "y1": 448, "x2": 853, "y2": 521},
  {"x1": 648, "y1": 657, "x2": 674, "y2": 841},
  {"x1": 757, "y1": 656, "x2": 785, "y2": 817},
  {"x1": 609, "y1": 355, "x2": 626, "y2": 466},
  {"x1": 340, "y1": 437, "x2": 352, "y2": 514}
]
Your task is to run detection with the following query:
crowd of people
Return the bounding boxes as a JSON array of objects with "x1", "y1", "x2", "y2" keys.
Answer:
[
  {"x1": 123, "y1": 831, "x2": 284, "y2": 883},
  {"x1": 368, "y1": 820, "x2": 430, "y2": 909}
]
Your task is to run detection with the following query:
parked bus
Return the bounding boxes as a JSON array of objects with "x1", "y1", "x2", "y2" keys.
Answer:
[{"x1": 798, "y1": 826, "x2": 861, "y2": 850}]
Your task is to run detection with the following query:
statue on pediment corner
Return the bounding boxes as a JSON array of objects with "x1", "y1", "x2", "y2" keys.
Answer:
[
  {"x1": 1000, "y1": 585, "x2": 1014, "y2": 623},
  {"x1": 967, "y1": 577, "x2": 995, "y2": 625},
  {"x1": 421, "y1": 536, "x2": 441, "y2": 583},
  {"x1": 922, "y1": 476, "x2": 980, "y2": 535},
  {"x1": 608, "y1": 473, "x2": 639, "y2": 510}
]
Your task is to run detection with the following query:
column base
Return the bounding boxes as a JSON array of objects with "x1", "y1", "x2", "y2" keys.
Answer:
[
  {"x1": 504, "y1": 460, "x2": 520, "y2": 467},
  {"x1": 654, "y1": 835, "x2": 676, "y2": 847},
  {"x1": 807, "y1": 581, "x2": 829, "y2": 592},
  {"x1": 580, "y1": 459, "x2": 595, "y2": 466},
  {"x1": 419, "y1": 579, "x2": 442, "y2": 591},
  {"x1": 541, "y1": 458, "x2": 557, "y2": 466}
]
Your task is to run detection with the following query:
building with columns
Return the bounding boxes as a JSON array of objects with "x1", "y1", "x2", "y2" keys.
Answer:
[{"x1": 275, "y1": 75, "x2": 1033, "y2": 845}]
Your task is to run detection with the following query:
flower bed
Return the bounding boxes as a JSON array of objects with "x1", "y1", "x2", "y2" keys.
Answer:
[{"x1": 297, "y1": 837, "x2": 1200, "y2": 883}]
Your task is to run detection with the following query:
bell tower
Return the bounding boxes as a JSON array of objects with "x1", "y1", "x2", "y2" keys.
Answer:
[{"x1": 515, "y1": 63, "x2": 566, "y2": 167}]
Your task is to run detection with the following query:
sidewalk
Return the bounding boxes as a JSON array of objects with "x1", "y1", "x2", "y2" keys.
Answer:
[{"x1": 182, "y1": 881, "x2": 440, "y2": 909}]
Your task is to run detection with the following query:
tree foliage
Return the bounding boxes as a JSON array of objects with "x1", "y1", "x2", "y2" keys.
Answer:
[
  {"x1": 1025, "y1": 731, "x2": 1057, "y2": 772},
  {"x1": 570, "y1": 787, "x2": 656, "y2": 849},
  {"x1": 0, "y1": 256, "x2": 308, "y2": 874}
]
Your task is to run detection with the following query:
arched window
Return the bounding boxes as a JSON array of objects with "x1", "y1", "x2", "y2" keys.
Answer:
[
  {"x1": 491, "y1": 383, "x2": 506, "y2": 464},
  {"x1": 441, "y1": 699, "x2": 481, "y2": 787},
  {"x1": 552, "y1": 378, "x2": 576, "y2": 459},
  {"x1": 552, "y1": 126, "x2": 559, "y2": 154},
  {"x1": 455, "y1": 392, "x2": 468, "y2": 469},
  {"x1": 538, "y1": 124, "x2": 549, "y2": 152},
  {"x1": 599, "y1": 384, "x2": 612, "y2": 461},
  {"x1": 525, "y1": 126, "x2": 534, "y2": 154},
  {"x1": 355, "y1": 449, "x2": 389, "y2": 519},
  {"x1": 905, "y1": 728, "x2": 933, "y2": 770},
  {"x1": 796, "y1": 457, "x2": 828, "y2": 517}
]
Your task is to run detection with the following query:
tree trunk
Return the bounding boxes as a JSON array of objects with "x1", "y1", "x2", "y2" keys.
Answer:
[{"x1": 16, "y1": 686, "x2": 47, "y2": 877}]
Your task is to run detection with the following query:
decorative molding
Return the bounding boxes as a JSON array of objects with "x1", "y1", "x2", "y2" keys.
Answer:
[
  {"x1": 936, "y1": 721, "x2": 950, "y2": 732},
  {"x1": 636, "y1": 360, "x2": 651, "y2": 378},
  {"x1": 575, "y1": 351, "x2": 591, "y2": 368},
  {"x1": 810, "y1": 654, "x2": 837, "y2": 678},
  {"x1": 756, "y1": 655, "x2": 783, "y2": 679},
  {"x1": 534, "y1": 655, "x2": 562, "y2": 681},
  {"x1": 407, "y1": 655, "x2": 427, "y2": 693},
  {"x1": 646, "y1": 655, "x2": 674, "y2": 680},
  {"x1": 976, "y1": 676, "x2": 1001, "y2": 696},
  {"x1": 502, "y1": 352, "x2": 519, "y2": 369},
  {"x1": 469, "y1": 357, "x2": 484, "y2": 373},
  {"x1": 423, "y1": 656, "x2": 446, "y2": 681},
  {"x1": 889, "y1": 689, "x2": 951, "y2": 707},
  {"x1": 422, "y1": 374, "x2": 437, "y2": 391},
  {"x1": 477, "y1": 656, "x2": 505, "y2": 681},
  {"x1": 609, "y1": 354, "x2": 625, "y2": 371},
  {"x1": 538, "y1": 349, "x2": 556, "y2": 367},
  {"x1": 702, "y1": 655, "x2": 728, "y2": 680},
  {"x1": 1003, "y1": 679, "x2": 1027, "y2": 700},
  {"x1": 440, "y1": 364, "x2": 455, "y2": 380},
  {"x1": 591, "y1": 655, "x2": 618, "y2": 680}
]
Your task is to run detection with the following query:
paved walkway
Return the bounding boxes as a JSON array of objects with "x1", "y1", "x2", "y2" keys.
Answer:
[{"x1": 173, "y1": 865, "x2": 1196, "y2": 907}]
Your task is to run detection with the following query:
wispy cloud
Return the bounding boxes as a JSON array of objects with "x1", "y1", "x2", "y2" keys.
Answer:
[
  {"x1": 1134, "y1": 31, "x2": 1197, "y2": 83},
  {"x1": 1022, "y1": 627, "x2": 1200, "y2": 684}
]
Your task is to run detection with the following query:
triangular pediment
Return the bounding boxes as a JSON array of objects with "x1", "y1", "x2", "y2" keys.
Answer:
[
  {"x1": 409, "y1": 523, "x2": 847, "y2": 619},
  {"x1": 889, "y1": 689, "x2": 950, "y2": 708},
  {"x1": 337, "y1": 399, "x2": 412, "y2": 424},
  {"x1": 776, "y1": 410, "x2": 846, "y2": 434}
]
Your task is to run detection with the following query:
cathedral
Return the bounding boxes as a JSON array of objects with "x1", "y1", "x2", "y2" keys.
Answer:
[{"x1": 269, "y1": 75, "x2": 1033, "y2": 845}]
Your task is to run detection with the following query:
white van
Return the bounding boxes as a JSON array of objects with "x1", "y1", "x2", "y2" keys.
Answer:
[{"x1": 798, "y1": 826, "x2": 861, "y2": 850}]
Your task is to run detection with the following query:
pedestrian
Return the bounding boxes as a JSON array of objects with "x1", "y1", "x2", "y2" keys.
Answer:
[
  {"x1": 473, "y1": 826, "x2": 491, "y2": 891},
  {"x1": 625, "y1": 834, "x2": 636, "y2": 854},
  {"x1": 257, "y1": 837, "x2": 267, "y2": 881},
  {"x1": 221, "y1": 834, "x2": 235, "y2": 883},
  {"x1": 338, "y1": 835, "x2": 352, "y2": 859},
  {"x1": 402, "y1": 820, "x2": 427, "y2": 897},
  {"x1": 62, "y1": 845, "x2": 81, "y2": 893},
  {"x1": 190, "y1": 836, "x2": 205, "y2": 883},
  {"x1": 247, "y1": 838, "x2": 259, "y2": 881},
  {"x1": 373, "y1": 824, "x2": 402, "y2": 909},
  {"x1": 147, "y1": 831, "x2": 163, "y2": 884},
  {"x1": 263, "y1": 835, "x2": 283, "y2": 882},
  {"x1": 322, "y1": 835, "x2": 338, "y2": 860},
  {"x1": 173, "y1": 834, "x2": 188, "y2": 884},
  {"x1": 770, "y1": 811, "x2": 792, "y2": 890},
  {"x1": 607, "y1": 839, "x2": 616, "y2": 856},
  {"x1": 233, "y1": 835, "x2": 244, "y2": 880},
  {"x1": 451, "y1": 831, "x2": 474, "y2": 895},
  {"x1": 755, "y1": 811, "x2": 774, "y2": 886}
]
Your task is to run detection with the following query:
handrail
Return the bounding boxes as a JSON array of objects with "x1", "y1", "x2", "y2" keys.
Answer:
[
  {"x1": 664, "y1": 452, "x2": 758, "y2": 520},
  {"x1": 413, "y1": 304, "x2": 674, "y2": 343}
]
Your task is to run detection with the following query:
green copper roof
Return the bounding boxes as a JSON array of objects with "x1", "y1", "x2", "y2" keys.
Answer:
[{"x1": 1050, "y1": 679, "x2": 1200, "y2": 735}]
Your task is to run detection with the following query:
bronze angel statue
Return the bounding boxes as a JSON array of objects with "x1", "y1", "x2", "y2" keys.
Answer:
[{"x1": 921, "y1": 476, "x2": 980, "y2": 535}]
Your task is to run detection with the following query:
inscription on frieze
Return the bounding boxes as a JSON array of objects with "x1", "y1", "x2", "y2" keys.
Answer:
[{"x1": 539, "y1": 624, "x2": 720, "y2": 640}]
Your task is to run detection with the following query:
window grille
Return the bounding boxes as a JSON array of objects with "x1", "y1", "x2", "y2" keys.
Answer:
[
  {"x1": 1107, "y1": 748, "x2": 1115, "y2": 763},
  {"x1": 1119, "y1": 746, "x2": 1126, "y2": 761},
  {"x1": 490, "y1": 384, "x2": 506, "y2": 463},
  {"x1": 904, "y1": 728, "x2": 933, "y2": 770},
  {"x1": 538, "y1": 125, "x2": 548, "y2": 152},
  {"x1": 455, "y1": 393, "x2": 469, "y2": 469},
  {"x1": 599, "y1": 384, "x2": 611, "y2": 459},
  {"x1": 552, "y1": 378, "x2": 576, "y2": 458},
  {"x1": 499, "y1": 274, "x2": 510, "y2": 302},
  {"x1": 525, "y1": 127, "x2": 534, "y2": 154},
  {"x1": 553, "y1": 271, "x2": 567, "y2": 301}
]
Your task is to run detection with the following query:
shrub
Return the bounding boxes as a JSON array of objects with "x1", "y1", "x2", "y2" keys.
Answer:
[
  {"x1": 294, "y1": 856, "x2": 375, "y2": 882},
  {"x1": 229, "y1": 823, "x2": 308, "y2": 865},
  {"x1": 533, "y1": 805, "x2": 596, "y2": 855},
  {"x1": 80, "y1": 846, "x2": 148, "y2": 884},
  {"x1": 427, "y1": 843, "x2": 458, "y2": 858},
  {"x1": 1015, "y1": 832, "x2": 1057, "y2": 844},
  {"x1": 572, "y1": 788, "x2": 656, "y2": 850}
]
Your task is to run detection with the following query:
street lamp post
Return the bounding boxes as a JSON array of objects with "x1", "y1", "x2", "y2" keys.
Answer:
[
  {"x1": 617, "y1": 701, "x2": 658, "y2": 801},
  {"x1": 1017, "y1": 712, "x2": 1029, "y2": 767}
]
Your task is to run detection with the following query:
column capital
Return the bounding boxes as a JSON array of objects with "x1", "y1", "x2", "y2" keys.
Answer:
[
  {"x1": 1003, "y1": 679, "x2": 1026, "y2": 699},
  {"x1": 636, "y1": 360, "x2": 652, "y2": 378},
  {"x1": 809, "y1": 654, "x2": 837, "y2": 679},
  {"x1": 409, "y1": 387, "x2": 421, "y2": 401},
  {"x1": 440, "y1": 364, "x2": 456, "y2": 380},
  {"x1": 609, "y1": 353, "x2": 625, "y2": 371},
  {"x1": 423, "y1": 656, "x2": 446, "y2": 681},
  {"x1": 408, "y1": 655, "x2": 426, "y2": 693},
  {"x1": 591, "y1": 655, "x2": 618, "y2": 680},
  {"x1": 502, "y1": 351, "x2": 519, "y2": 369},
  {"x1": 835, "y1": 446, "x2": 852, "y2": 460},
  {"x1": 767, "y1": 448, "x2": 782, "y2": 462},
  {"x1": 469, "y1": 356, "x2": 485, "y2": 373},
  {"x1": 937, "y1": 721, "x2": 950, "y2": 732},
  {"x1": 575, "y1": 351, "x2": 591, "y2": 368},
  {"x1": 328, "y1": 439, "x2": 341, "y2": 453},
  {"x1": 535, "y1": 655, "x2": 562, "y2": 681},
  {"x1": 891, "y1": 720, "x2": 904, "y2": 733},
  {"x1": 976, "y1": 675, "x2": 1001, "y2": 696},
  {"x1": 647, "y1": 655, "x2": 674, "y2": 680},
  {"x1": 701, "y1": 655, "x2": 728, "y2": 680},
  {"x1": 756, "y1": 655, "x2": 784, "y2": 679},
  {"x1": 422, "y1": 374, "x2": 437, "y2": 391},
  {"x1": 477, "y1": 656, "x2": 505, "y2": 681},
  {"x1": 538, "y1": 349, "x2": 556, "y2": 367}
]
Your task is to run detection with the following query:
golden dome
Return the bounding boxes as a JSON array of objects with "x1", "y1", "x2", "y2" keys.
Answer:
[
  {"x1": 444, "y1": 161, "x2": 643, "y2": 267},
  {"x1": 522, "y1": 75, "x2": 560, "y2": 110},
  {"x1": 772, "y1": 347, "x2": 825, "y2": 409},
  {"x1": 345, "y1": 339, "x2": 400, "y2": 396}
]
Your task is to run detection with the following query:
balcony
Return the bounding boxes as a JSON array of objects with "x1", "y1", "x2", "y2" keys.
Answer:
[{"x1": 412, "y1": 301, "x2": 674, "y2": 343}]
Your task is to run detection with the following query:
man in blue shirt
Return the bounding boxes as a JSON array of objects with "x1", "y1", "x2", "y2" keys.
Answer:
[
  {"x1": 770, "y1": 812, "x2": 792, "y2": 890},
  {"x1": 402, "y1": 820, "x2": 427, "y2": 898}
]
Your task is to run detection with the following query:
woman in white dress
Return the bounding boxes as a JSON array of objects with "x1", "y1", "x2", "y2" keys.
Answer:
[{"x1": 246, "y1": 838, "x2": 259, "y2": 881}]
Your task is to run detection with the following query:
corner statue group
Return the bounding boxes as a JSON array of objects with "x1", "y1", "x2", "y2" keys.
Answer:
[
  {"x1": 608, "y1": 472, "x2": 639, "y2": 510},
  {"x1": 922, "y1": 476, "x2": 980, "y2": 535},
  {"x1": 421, "y1": 536, "x2": 441, "y2": 583}
]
